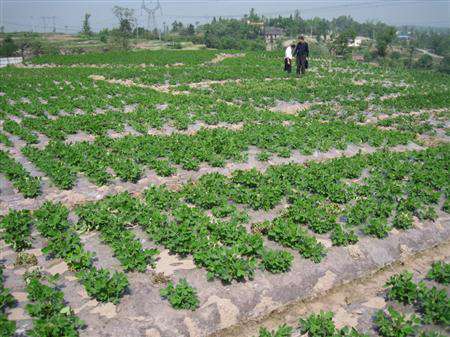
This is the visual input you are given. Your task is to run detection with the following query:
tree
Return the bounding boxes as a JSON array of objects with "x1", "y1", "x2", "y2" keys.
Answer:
[
  {"x1": 185, "y1": 24, "x2": 195, "y2": 36},
  {"x1": 375, "y1": 26, "x2": 396, "y2": 57},
  {"x1": 416, "y1": 54, "x2": 433, "y2": 69},
  {"x1": 438, "y1": 55, "x2": 450, "y2": 74},
  {"x1": 99, "y1": 28, "x2": 109, "y2": 43},
  {"x1": 330, "y1": 28, "x2": 356, "y2": 57},
  {"x1": 0, "y1": 36, "x2": 18, "y2": 57},
  {"x1": 82, "y1": 13, "x2": 93, "y2": 36},
  {"x1": 112, "y1": 6, "x2": 135, "y2": 49}
]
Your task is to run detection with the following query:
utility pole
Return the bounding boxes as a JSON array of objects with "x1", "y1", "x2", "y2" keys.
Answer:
[
  {"x1": 141, "y1": 0, "x2": 162, "y2": 32},
  {"x1": 41, "y1": 16, "x2": 47, "y2": 32},
  {"x1": 51, "y1": 16, "x2": 56, "y2": 33},
  {"x1": 30, "y1": 16, "x2": 35, "y2": 32}
]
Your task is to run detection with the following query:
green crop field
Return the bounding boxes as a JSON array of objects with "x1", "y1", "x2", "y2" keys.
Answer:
[{"x1": 0, "y1": 50, "x2": 449, "y2": 337}]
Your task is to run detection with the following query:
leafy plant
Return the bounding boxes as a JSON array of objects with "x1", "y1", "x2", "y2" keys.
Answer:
[
  {"x1": 416, "y1": 283, "x2": 450, "y2": 325},
  {"x1": 258, "y1": 324, "x2": 293, "y2": 337},
  {"x1": 363, "y1": 218, "x2": 391, "y2": 238},
  {"x1": 331, "y1": 225, "x2": 358, "y2": 246},
  {"x1": 0, "y1": 150, "x2": 41, "y2": 197},
  {"x1": 77, "y1": 269, "x2": 129, "y2": 304},
  {"x1": 160, "y1": 279, "x2": 199, "y2": 310},
  {"x1": 261, "y1": 250, "x2": 293, "y2": 273},
  {"x1": 0, "y1": 314, "x2": 16, "y2": 337},
  {"x1": 385, "y1": 271, "x2": 418, "y2": 304},
  {"x1": 0, "y1": 209, "x2": 33, "y2": 251},
  {"x1": 392, "y1": 211, "x2": 413, "y2": 230},
  {"x1": 299, "y1": 311, "x2": 336, "y2": 337},
  {"x1": 426, "y1": 261, "x2": 450, "y2": 285},
  {"x1": 374, "y1": 306, "x2": 419, "y2": 337},
  {"x1": 24, "y1": 272, "x2": 84, "y2": 337}
]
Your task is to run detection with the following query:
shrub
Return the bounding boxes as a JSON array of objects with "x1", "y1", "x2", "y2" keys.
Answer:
[
  {"x1": 261, "y1": 250, "x2": 293, "y2": 273},
  {"x1": 385, "y1": 271, "x2": 418, "y2": 304},
  {"x1": 374, "y1": 306, "x2": 419, "y2": 337},
  {"x1": 160, "y1": 279, "x2": 199, "y2": 310},
  {"x1": 426, "y1": 261, "x2": 450, "y2": 285}
]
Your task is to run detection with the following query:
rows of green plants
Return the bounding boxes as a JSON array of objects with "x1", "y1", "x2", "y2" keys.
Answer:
[
  {"x1": 180, "y1": 145, "x2": 449, "y2": 253},
  {"x1": 29, "y1": 49, "x2": 220, "y2": 66},
  {"x1": 0, "y1": 150, "x2": 41, "y2": 197},
  {"x1": 3, "y1": 51, "x2": 447, "y2": 121},
  {"x1": 385, "y1": 270, "x2": 449, "y2": 326},
  {"x1": 18, "y1": 101, "x2": 288, "y2": 141},
  {"x1": 256, "y1": 261, "x2": 450, "y2": 337},
  {"x1": 33, "y1": 202, "x2": 129, "y2": 304},
  {"x1": 2, "y1": 119, "x2": 38, "y2": 144},
  {"x1": 0, "y1": 204, "x2": 129, "y2": 304},
  {"x1": 21, "y1": 119, "x2": 415, "y2": 189},
  {"x1": 0, "y1": 69, "x2": 136, "y2": 117},
  {"x1": 75, "y1": 190, "x2": 294, "y2": 283},
  {"x1": 376, "y1": 112, "x2": 447, "y2": 135},
  {"x1": 75, "y1": 194, "x2": 159, "y2": 273},
  {"x1": 62, "y1": 144, "x2": 449, "y2": 280},
  {"x1": 23, "y1": 270, "x2": 84, "y2": 337},
  {"x1": 0, "y1": 132, "x2": 12, "y2": 147},
  {"x1": 0, "y1": 266, "x2": 16, "y2": 337},
  {"x1": 1, "y1": 209, "x2": 33, "y2": 251},
  {"x1": 258, "y1": 308, "x2": 445, "y2": 337}
]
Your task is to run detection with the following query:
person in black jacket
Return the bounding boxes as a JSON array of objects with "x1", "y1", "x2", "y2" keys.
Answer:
[{"x1": 294, "y1": 36, "x2": 309, "y2": 77}]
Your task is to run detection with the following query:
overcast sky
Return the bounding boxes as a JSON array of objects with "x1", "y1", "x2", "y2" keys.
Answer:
[{"x1": 1, "y1": 0, "x2": 449, "y2": 33}]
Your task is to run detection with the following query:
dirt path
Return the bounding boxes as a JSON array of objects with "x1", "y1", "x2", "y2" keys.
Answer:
[{"x1": 213, "y1": 240, "x2": 450, "y2": 337}]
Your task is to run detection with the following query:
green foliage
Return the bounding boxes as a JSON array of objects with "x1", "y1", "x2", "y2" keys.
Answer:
[
  {"x1": 76, "y1": 193, "x2": 159, "y2": 272},
  {"x1": 0, "y1": 36, "x2": 18, "y2": 57},
  {"x1": 33, "y1": 202, "x2": 129, "y2": 304},
  {"x1": 374, "y1": 306, "x2": 419, "y2": 337},
  {"x1": 416, "y1": 54, "x2": 433, "y2": 69},
  {"x1": 78, "y1": 269, "x2": 129, "y2": 304},
  {"x1": 385, "y1": 271, "x2": 418, "y2": 304},
  {"x1": 259, "y1": 311, "x2": 368, "y2": 337},
  {"x1": 3, "y1": 120, "x2": 38, "y2": 144},
  {"x1": 384, "y1": 269, "x2": 450, "y2": 326},
  {"x1": 257, "y1": 324, "x2": 293, "y2": 337},
  {"x1": 81, "y1": 13, "x2": 93, "y2": 36},
  {"x1": 438, "y1": 55, "x2": 450, "y2": 74},
  {"x1": 416, "y1": 283, "x2": 450, "y2": 325},
  {"x1": 330, "y1": 225, "x2": 358, "y2": 246},
  {"x1": 330, "y1": 28, "x2": 356, "y2": 57},
  {"x1": 261, "y1": 250, "x2": 293, "y2": 273},
  {"x1": 426, "y1": 261, "x2": 450, "y2": 285},
  {"x1": 0, "y1": 266, "x2": 16, "y2": 336},
  {"x1": 268, "y1": 218, "x2": 326, "y2": 263},
  {"x1": 0, "y1": 314, "x2": 16, "y2": 337},
  {"x1": 299, "y1": 311, "x2": 336, "y2": 337},
  {"x1": 392, "y1": 211, "x2": 413, "y2": 230},
  {"x1": 363, "y1": 218, "x2": 390, "y2": 238},
  {"x1": 24, "y1": 273, "x2": 84, "y2": 337},
  {"x1": 160, "y1": 279, "x2": 199, "y2": 310},
  {"x1": 375, "y1": 26, "x2": 396, "y2": 57},
  {"x1": 0, "y1": 209, "x2": 33, "y2": 251},
  {"x1": 0, "y1": 150, "x2": 41, "y2": 197}
]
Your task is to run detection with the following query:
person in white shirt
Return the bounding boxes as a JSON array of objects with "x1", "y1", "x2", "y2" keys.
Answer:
[{"x1": 284, "y1": 44, "x2": 295, "y2": 74}]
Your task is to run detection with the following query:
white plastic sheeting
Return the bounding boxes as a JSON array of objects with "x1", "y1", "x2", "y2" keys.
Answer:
[{"x1": 0, "y1": 57, "x2": 23, "y2": 68}]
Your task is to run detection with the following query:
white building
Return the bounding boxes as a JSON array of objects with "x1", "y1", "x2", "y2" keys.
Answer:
[{"x1": 348, "y1": 36, "x2": 370, "y2": 47}]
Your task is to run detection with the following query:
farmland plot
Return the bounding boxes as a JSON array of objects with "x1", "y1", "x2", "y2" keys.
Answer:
[{"x1": 0, "y1": 50, "x2": 449, "y2": 337}]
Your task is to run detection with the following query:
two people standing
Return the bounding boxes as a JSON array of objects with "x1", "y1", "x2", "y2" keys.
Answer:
[{"x1": 284, "y1": 36, "x2": 309, "y2": 77}]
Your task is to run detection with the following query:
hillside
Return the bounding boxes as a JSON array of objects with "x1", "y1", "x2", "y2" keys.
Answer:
[{"x1": 0, "y1": 50, "x2": 449, "y2": 337}]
